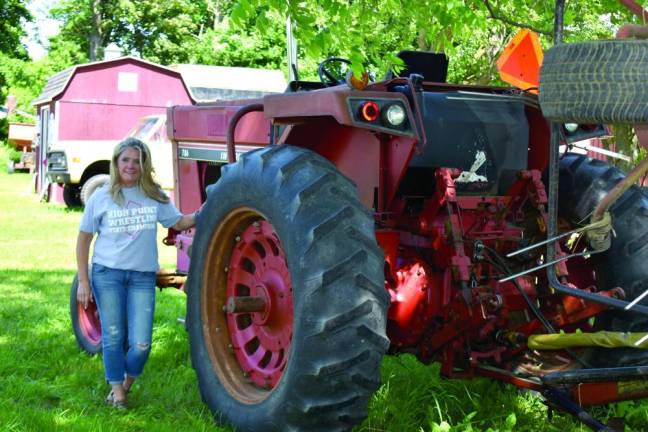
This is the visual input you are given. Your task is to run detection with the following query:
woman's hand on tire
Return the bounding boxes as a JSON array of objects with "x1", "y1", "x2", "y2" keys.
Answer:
[{"x1": 77, "y1": 280, "x2": 94, "y2": 309}]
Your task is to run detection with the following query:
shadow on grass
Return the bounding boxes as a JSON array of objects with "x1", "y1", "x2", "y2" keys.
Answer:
[{"x1": 0, "y1": 267, "x2": 188, "y2": 360}]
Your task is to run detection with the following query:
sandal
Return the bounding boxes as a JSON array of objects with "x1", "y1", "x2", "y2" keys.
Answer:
[
  {"x1": 105, "y1": 389, "x2": 128, "y2": 410},
  {"x1": 111, "y1": 398, "x2": 128, "y2": 410}
]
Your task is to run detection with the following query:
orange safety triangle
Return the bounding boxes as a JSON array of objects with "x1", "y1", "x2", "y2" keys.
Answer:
[{"x1": 496, "y1": 29, "x2": 544, "y2": 94}]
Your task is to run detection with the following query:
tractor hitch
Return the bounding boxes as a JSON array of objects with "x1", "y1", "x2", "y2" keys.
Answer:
[
  {"x1": 541, "y1": 366, "x2": 648, "y2": 431},
  {"x1": 542, "y1": 386, "x2": 617, "y2": 432}
]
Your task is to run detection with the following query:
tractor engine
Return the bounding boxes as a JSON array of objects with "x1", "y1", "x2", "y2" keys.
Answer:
[{"x1": 380, "y1": 89, "x2": 599, "y2": 376}]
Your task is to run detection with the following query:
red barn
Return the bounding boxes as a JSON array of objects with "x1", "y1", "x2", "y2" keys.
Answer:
[{"x1": 32, "y1": 56, "x2": 191, "y2": 204}]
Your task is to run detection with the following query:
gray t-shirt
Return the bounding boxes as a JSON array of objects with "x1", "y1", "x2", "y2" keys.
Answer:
[{"x1": 79, "y1": 185, "x2": 182, "y2": 272}]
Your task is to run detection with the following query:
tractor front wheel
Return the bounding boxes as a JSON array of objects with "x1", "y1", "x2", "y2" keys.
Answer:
[{"x1": 186, "y1": 145, "x2": 389, "y2": 431}]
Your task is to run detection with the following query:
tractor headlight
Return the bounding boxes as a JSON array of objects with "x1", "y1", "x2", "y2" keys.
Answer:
[{"x1": 383, "y1": 103, "x2": 406, "y2": 127}]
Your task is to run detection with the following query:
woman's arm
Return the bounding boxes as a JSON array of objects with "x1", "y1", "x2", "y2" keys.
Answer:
[
  {"x1": 76, "y1": 231, "x2": 94, "y2": 309},
  {"x1": 172, "y1": 211, "x2": 198, "y2": 232}
]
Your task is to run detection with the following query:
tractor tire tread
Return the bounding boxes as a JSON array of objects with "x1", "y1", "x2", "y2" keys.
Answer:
[
  {"x1": 188, "y1": 144, "x2": 387, "y2": 432},
  {"x1": 540, "y1": 40, "x2": 648, "y2": 123}
]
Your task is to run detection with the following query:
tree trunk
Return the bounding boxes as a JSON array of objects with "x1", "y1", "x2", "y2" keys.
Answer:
[{"x1": 89, "y1": 0, "x2": 102, "y2": 61}]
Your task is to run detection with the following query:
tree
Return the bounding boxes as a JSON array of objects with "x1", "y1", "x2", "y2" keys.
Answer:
[
  {"x1": 0, "y1": 0, "x2": 31, "y2": 59},
  {"x1": 229, "y1": 0, "x2": 639, "y2": 83},
  {"x1": 0, "y1": 0, "x2": 31, "y2": 143},
  {"x1": 48, "y1": 0, "x2": 291, "y2": 72},
  {"x1": 50, "y1": 0, "x2": 119, "y2": 61}
]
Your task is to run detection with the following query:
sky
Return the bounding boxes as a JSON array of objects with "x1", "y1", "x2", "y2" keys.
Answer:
[{"x1": 23, "y1": 0, "x2": 61, "y2": 60}]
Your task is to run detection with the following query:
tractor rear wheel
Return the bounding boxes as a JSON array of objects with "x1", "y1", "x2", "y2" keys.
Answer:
[
  {"x1": 70, "y1": 273, "x2": 102, "y2": 355},
  {"x1": 559, "y1": 154, "x2": 648, "y2": 366},
  {"x1": 186, "y1": 145, "x2": 389, "y2": 431},
  {"x1": 539, "y1": 40, "x2": 648, "y2": 123}
]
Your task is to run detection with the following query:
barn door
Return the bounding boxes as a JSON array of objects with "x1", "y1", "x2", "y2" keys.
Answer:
[{"x1": 37, "y1": 106, "x2": 51, "y2": 193}]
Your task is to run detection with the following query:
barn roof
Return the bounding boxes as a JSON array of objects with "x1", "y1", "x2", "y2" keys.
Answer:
[
  {"x1": 33, "y1": 56, "x2": 287, "y2": 106},
  {"x1": 31, "y1": 67, "x2": 75, "y2": 106},
  {"x1": 32, "y1": 56, "x2": 181, "y2": 106}
]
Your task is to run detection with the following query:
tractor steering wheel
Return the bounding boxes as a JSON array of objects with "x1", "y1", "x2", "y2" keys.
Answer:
[{"x1": 317, "y1": 57, "x2": 352, "y2": 86}]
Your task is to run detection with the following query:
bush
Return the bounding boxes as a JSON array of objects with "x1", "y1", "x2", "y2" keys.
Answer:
[{"x1": 3, "y1": 142, "x2": 21, "y2": 163}]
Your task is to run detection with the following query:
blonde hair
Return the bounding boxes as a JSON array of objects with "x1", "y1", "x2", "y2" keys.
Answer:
[{"x1": 109, "y1": 137, "x2": 169, "y2": 205}]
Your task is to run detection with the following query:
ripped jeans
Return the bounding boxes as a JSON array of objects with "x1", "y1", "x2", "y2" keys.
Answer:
[{"x1": 91, "y1": 263, "x2": 156, "y2": 385}]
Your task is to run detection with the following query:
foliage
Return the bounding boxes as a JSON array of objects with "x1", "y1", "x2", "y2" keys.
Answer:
[
  {"x1": 44, "y1": 0, "x2": 645, "y2": 87},
  {"x1": 0, "y1": 0, "x2": 30, "y2": 59},
  {"x1": 230, "y1": 0, "x2": 639, "y2": 83},
  {"x1": 1, "y1": 141, "x2": 21, "y2": 163},
  {"x1": 0, "y1": 0, "x2": 31, "y2": 141},
  {"x1": 48, "y1": 0, "x2": 288, "y2": 69},
  {"x1": 0, "y1": 38, "x2": 85, "y2": 118},
  {"x1": 187, "y1": 19, "x2": 286, "y2": 70},
  {"x1": 50, "y1": 0, "x2": 122, "y2": 61}
]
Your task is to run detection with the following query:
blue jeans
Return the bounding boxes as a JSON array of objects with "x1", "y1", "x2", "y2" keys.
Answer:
[{"x1": 91, "y1": 264, "x2": 156, "y2": 385}]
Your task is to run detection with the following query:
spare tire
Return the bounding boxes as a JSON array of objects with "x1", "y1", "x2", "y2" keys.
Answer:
[
  {"x1": 559, "y1": 154, "x2": 648, "y2": 366},
  {"x1": 539, "y1": 40, "x2": 648, "y2": 123}
]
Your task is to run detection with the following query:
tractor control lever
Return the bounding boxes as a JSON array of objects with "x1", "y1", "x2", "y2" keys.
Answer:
[
  {"x1": 498, "y1": 248, "x2": 604, "y2": 283},
  {"x1": 505, "y1": 215, "x2": 613, "y2": 259}
]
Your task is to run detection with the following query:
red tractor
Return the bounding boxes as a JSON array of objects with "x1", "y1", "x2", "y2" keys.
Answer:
[{"x1": 70, "y1": 7, "x2": 648, "y2": 432}]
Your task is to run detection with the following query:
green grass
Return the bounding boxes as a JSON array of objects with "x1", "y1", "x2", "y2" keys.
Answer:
[
  {"x1": 0, "y1": 148, "x2": 646, "y2": 431},
  {"x1": 0, "y1": 166, "x2": 222, "y2": 432}
]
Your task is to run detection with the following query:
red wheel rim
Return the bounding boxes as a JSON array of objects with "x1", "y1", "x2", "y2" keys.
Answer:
[
  {"x1": 201, "y1": 208, "x2": 294, "y2": 403},
  {"x1": 226, "y1": 220, "x2": 293, "y2": 389},
  {"x1": 77, "y1": 301, "x2": 101, "y2": 345}
]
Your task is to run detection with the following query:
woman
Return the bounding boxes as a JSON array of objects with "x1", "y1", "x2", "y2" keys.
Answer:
[{"x1": 76, "y1": 137, "x2": 198, "y2": 409}]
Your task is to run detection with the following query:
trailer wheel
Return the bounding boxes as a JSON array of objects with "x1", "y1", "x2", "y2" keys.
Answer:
[
  {"x1": 559, "y1": 154, "x2": 648, "y2": 366},
  {"x1": 80, "y1": 174, "x2": 109, "y2": 205},
  {"x1": 70, "y1": 273, "x2": 102, "y2": 355},
  {"x1": 539, "y1": 40, "x2": 648, "y2": 123},
  {"x1": 63, "y1": 184, "x2": 82, "y2": 207},
  {"x1": 186, "y1": 145, "x2": 389, "y2": 431}
]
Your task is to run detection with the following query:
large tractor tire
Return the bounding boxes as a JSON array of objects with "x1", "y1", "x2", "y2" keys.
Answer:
[
  {"x1": 539, "y1": 40, "x2": 648, "y2": 123},
  {"x1": 80, "y1": 174, "x2": 109, "y2": 206},
  {"x1": 186, "y1": 145, "x2": 389, "y2": 431},
  {"x1": 70, "y1": 273, "x2": 102, "y2": 355},
  {"x1": 559, "y1": 154, "x2": 648, "y2": 366}
]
